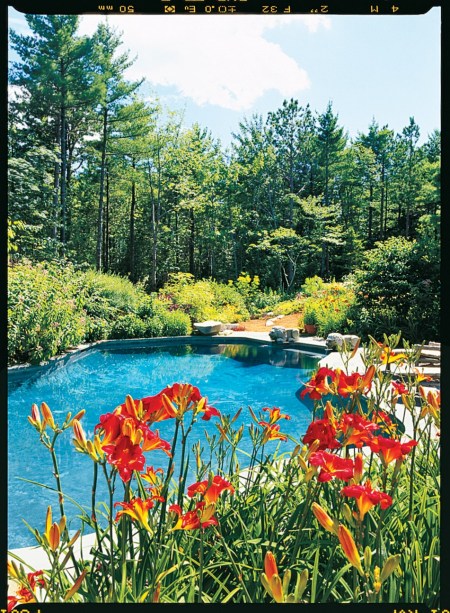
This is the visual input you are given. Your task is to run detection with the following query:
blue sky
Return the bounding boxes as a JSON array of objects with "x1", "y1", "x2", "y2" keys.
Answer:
[{"x1": 8, "y1": 7, "x2": 440, "y2": 149}]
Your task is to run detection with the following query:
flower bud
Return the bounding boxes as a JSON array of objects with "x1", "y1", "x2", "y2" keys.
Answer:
[
  {"x1": 282, "y1": 569, "x2": 291, "y2": 595},
  {"x1": 312, "y1": 502, "x2": 337, "y2": 534},
  {"x1": 380, "y1": 554, "x2": 401, "y2": 583},
  {"x1": 295, "y1": 569, "x2": 308, "y2": 601},
  {"x1": 338, "y1": 524, "x2": 364, "y2": 576},
  {"x1": 373, "y1": 565, "x2": 381, "y2": 593},
  {"x1": 354, "y1": 453, "x2": 363, "y2": 483},
  {"x1": 41, "y1": 402, "x2": 56, "y2": 430},
  {"x1": 364, "y1": 546, "x2": 372, "y2": 571}
]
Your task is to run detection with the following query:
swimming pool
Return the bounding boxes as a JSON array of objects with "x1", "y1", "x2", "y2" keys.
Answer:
[{"x1": 8, "y1": 340, "x2": 321, "y2": 548}]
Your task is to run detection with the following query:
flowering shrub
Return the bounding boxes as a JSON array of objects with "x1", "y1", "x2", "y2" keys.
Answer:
[
  {"x1": 7, "y1": 334, "x2": 439, "y2": 605},
  {"x1": 301, "y1": 282, "x2": 356, "y2": 337}
]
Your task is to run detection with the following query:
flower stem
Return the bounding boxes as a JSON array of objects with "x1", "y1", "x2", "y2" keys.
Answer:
[{"x1": 197, "y1": 529, "x2": 204, "y2": 603}]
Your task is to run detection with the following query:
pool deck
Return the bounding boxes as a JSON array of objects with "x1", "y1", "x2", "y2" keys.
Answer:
[{"x1": 7, "y1": 331, "x2": 440, "y2": 594}]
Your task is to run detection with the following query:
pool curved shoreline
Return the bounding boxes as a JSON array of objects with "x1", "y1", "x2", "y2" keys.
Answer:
[{"x1": 8, "y1": 333, "x2": 328, "y2": 384}]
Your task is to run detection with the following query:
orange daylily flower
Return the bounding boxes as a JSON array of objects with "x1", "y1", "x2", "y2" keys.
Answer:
[
  {"x1": 95, "y1": 412, "x2": 123, "y2": 446},
  {"x1": 380, "y1": 349, "x2": 407, "y2": 365},
  {"x1": 7, "y1": 570, "x2": 46, "y2": 612},
  {"x1": 258, "y1": 421, "x2": 288, "y2": 444},
  {"x1": 339, "y1": 413, "x2": 378, "y2": 448},
  {"x1": 103, "y1": 436, "x2": 145, "y2": 483},
  {"x1": 302, "y1": 417, "x2": 340, "y2": 450},
  {"x1": 335, "y1": 365, "x2": 375, "y2": 397},
  {"x1": 262, "y1": 407, "x2": 291, "y2": 424},
  {"x1": 308, "y1": 451, "x2": 354, "y2": 482},
  {"x1": 168, "y1": 503, "x2": 218, "y2": 530},
  {"x1": 300, "y1": 367, "x2": 336, "y2": 400},
  {"x1": 414, "y1": 368, "x2": 432, "y2": 383},
  {"x1": 115, "y1": 497, "x2": 154, "y2": 533}
]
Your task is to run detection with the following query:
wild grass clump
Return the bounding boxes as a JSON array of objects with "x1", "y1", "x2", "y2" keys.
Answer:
[{"x1": 8, "y1": 333, "x2": 439, "y2": 605}]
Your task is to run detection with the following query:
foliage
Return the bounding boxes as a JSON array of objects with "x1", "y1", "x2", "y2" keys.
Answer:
[
  {"x1": 301, "y1": 275, "x2": 326, "y2": 296},
  {"x1": 160, "y1": 273, "x2": 250, "y2": 323},
  {"x1": 300, "y1": 282, "x2": 355, "y2": 337},
  {"x1": 8, "y1": 262, "x2": 192, "y2": 365},
  {"x1": 9, "y1": 335, "x2": 439, "y2": 604},
  {"x1": 349, "y1": 231, "x2": 440, "y2": 342},
  {"x1": 8, "y1": 261, "x2": 87, "y2": 365},
  {"x1": 273, "y1": 298, "x2": 303, "y2": 316}
]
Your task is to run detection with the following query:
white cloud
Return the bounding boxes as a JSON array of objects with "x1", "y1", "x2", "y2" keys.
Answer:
[{"x1": 79, "y1": 15, "x2": 331, "y2": 111}]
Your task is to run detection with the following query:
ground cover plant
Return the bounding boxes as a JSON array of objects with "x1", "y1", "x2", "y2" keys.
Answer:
[{"x1": 7, "y1": 334, "x2": 440, "y2": 606}]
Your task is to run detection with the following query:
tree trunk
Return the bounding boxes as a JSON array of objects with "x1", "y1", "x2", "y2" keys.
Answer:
[
  {"x1": 52, "y1": 159, "x2": 60, "y2": 246},
  {"x1": 104, "y1": 167, "x2": 110, "y2": 271},
  {"x1": 129, "y1": 159, "x2": 136, "y2": 281},
  {"x1": 96, "y1": 108, "x2": 108, "y2": 271},
  {"x1": 189, "y1": 208, "x2": 195, "y2": 276},
  {"x1": 368, "y1": 184, "x2": 373, "y2": 243},
  {"x1": 60, "y1": 104, "x2": 67, "y2": 250}
]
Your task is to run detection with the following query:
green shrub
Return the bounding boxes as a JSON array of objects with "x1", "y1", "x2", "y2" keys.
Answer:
[
  {"x1": 301, "y1": 284, "x2": 356, "y2": 337},
  {"x1": 161, "y1": 275, "x2": 250, "y2": 323},
  {"x1": 108, "y1": 313, "x2": 147, "y2": 339},
  {"x1": 84, "y1": 317, "x2": 111, "y2": 342},
  {"x1": 159, "y1": 310, "x2": 192, "y2": 336},
  {"x1": 300, "y1": 275, "x2": 325, "y2": 296},
  {"x1": 8, "y1": 263, "x2": 194, "y2": 365},
  {"x1": 8, "y1": 261, "x2": 86, "y2": 365},
  {"x1": 228, "y1": 273, "x2": 284, "y2": 317},
  {"x1": 273, "y1": 299, "x2": 303, "y2": 316},
  {"x1": 80, "y1": 269, "x2": 143, "y2": 315},
  {"x1": 349, "y1": 232, "x2": 440, "y2": 342}
]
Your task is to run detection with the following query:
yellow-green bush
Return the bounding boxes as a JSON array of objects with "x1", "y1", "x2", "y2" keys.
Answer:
[{"x1": 160, "y1": 273, "x2": 250, "y2": 323}]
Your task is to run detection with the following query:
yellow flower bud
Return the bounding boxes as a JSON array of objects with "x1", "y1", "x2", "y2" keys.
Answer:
[
  {"x1": 380, "y1": 554, "x2": 401, "y2": 583},
  {"x1": 364, "y1": 546, "x2": 372, "y2": 571}
]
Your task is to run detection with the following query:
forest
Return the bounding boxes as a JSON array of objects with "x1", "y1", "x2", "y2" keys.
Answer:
[{"x1": 8, "y1": 15, "x2": 441, "y2": 355}]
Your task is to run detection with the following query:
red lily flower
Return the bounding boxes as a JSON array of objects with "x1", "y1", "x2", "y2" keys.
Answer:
[
  {"x1": 169, "y1": 502, "x2": 218, "y2": 530},
  {"x1": 197, "y1": 402, "x2": 221, "y2": 421},
  {"x1": 95, "y1": 412, "x2": 123, "y2": 446},
  {"x1": 391, "y1": 380, "x2": 409, "y2": 395},
  {"x1": 302, "y1": 418, "x2": 340, "y2": 450},
  {"x1": 7, "y1": 571, "x2": 46, "y2": 612},
  {"x1": 368, "y1": 436, "x2": 418, "y2": 465},
  {"x1": 341, "y1": 479, "x2": 393, "y2": 519},
  {"x1": 335, "y1": 365, "x2": 375, "y2": 397},
  {"x1": 308, "y1": 450, "x2": 354, "y2": 482},
  {"x1": 339, "y1": 413, "x2": 378, "y2": 447},
  {"x1": 187, "y1": 475, "x2": 235, "y2": 505},
  {"x1": 300, "y1": 367, "x2": 336, "y2": 400},
  {"x1": 103, "y1": 435, "x2": 145, "y2": 482}
]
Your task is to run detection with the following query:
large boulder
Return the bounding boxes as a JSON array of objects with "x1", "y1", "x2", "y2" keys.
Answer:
[
  {"x1": 269, "y1": 326, "x2": 287, "y2": 342},
  {"x1": 326, "y1": 332, "x2": 359, "y2": 350}
]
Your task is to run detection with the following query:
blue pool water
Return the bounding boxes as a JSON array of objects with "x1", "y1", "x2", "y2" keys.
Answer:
[{"x1": 8, "y1": 342, "x2": 320, "y2": 548}]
